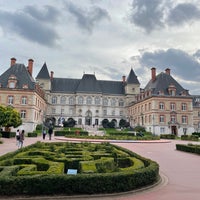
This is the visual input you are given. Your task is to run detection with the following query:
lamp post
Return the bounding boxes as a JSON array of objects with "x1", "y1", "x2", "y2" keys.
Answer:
[{"x1": 152, "y1": 114, "x2": 155, "y2": 135}]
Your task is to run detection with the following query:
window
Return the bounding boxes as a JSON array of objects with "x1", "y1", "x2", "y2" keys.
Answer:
[
  {"x1": 160, "y1": 127, "x2": 165, "y2": 133},
  {"x1": 21, "y1": 96, "x2": 27, "y2": 105},
  {"x1": 78, "y1": 96, "x2": 84, "y2": 104},
  {"x1": 20, "y1": 110, "x2": 26, "y2": 118},
  {"x1": 52, "y1": 96, "x2": 57, "y2": 104},
  {"x1": 9, "y1": 82, "x2": 15, "y2": 88},
  {"x1": 86, "y1": 96, "x2": 92, "y2": 105},
  {"x1": 103, "y1": 98, "x2": 108, "y2": 106},
  {"x1": 119, "y1": 99, "x2": 124, "y2": 107},
  {"x1": 160, "y1": 115, "x2": 165, "y2": 123},
  {"x1": 119, "y1": 110, "x2": 123, "y2": 116},
  {"x1": 8, "y1": 96, "x2": 14, "y2": 105},
  {"x1": 61, "y1": 108, "x2": 64, "y2": 115},
  {"x1": 111, "y1": 98, "x2": 116, "y2": 107},
  {"x1": 170, "y1": 103, "x2": 175, "y2": 111},
  {"x1": 182, "y1": 103, "x2": 187, "y2": 111},
  {"x1": 69, "y1": 97, "x2": 75, "y2": 105},
  {"x1": 52, "y1": 108, "x2": 56, "y2": 114},
  {"x1": 95, "y1": 97, "x2": 100, "y2": 105},
  {"x1": 159, "y1": 102, "x2": 164, "y2": 110},
  {"x1": 60, "y1": 96, "x2": 66, "y2": 104},
  {"x1": 112, "y1": 110, "x2": 115, "y2": 116},
  {"x1": 103, "y1": 109, "x2": 107, "y2": 116},
  {"x1": 171, "y1": 115, "x2": 176, "y2": 123},
  {"x1": 182, "y1": 116, "x2": 187, "y2": 124}
]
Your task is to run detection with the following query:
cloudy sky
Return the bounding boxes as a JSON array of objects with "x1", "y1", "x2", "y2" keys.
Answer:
[{"x1": 0, "y1": 0, "x2": 200, "y2": 94}]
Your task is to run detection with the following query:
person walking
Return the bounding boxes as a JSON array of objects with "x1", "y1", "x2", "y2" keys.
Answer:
[
  {"x1": 42, "y1": 128, "x2": 47, "y2": 140},
  {"x1": 16, "y1": 129, "x2": 20, "y2": 146},
  {"x1": 19, "y1": 130, "x2": 25, "y2": 148},
  {"x1": 48, "y1": 127, "x2": 53, "y2": 140}
]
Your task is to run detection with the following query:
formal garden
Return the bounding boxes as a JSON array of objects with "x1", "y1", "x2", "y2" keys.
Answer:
[{"x1": 0, "y1": 141, "x2": 159, "y2": 196}]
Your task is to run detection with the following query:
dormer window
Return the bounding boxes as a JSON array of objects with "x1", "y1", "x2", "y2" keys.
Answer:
[
  {"x1": 8, "y1": 74, "x2": 17, "y2": 88},
  {"x1": 168, "y1": 84, "x2": 176, "y2": 96}
]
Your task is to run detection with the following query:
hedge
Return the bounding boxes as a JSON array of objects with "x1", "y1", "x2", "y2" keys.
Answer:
[
  {"x1": 160, "y1": 134, "x2": 176, "y2": 139},
  {"x1": 181, "y1": 135, "x2": 199, "y2": 141},
  {"x1": 176, "y1": 144, "x2": 200, "y2": 155},
  {"x1": 0, "y1": 142, "x2": 159, "y2": 196}
]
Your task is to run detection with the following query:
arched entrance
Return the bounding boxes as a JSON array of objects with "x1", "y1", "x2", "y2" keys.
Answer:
[{"x1": 85, "y1": 110, "x2": 92, "y2": 125}]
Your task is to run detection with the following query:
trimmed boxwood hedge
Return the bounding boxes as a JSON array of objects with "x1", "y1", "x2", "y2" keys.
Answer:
[
  {"x1": 0, "y1": 142, "x2": 159, "y2": 196},
  {"x1": 176, "y1": 144, "x2": 200, "y2": 155}
]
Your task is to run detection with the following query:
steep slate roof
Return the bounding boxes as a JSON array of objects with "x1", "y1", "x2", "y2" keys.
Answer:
[
  {"x1": 76, "y1": 74, "x2": 102, "y2": 93},
  {"x1": 35, "y1": 63, "x2": 50, "y2": 79},
  {"x1": 50, "y1": 74, "x2": 125, "y2": 95},
  {"x1": 0, "y1": 64, "x2": 35, "y2": 89},
  {"x1": 144, "y1": 72, "x2": 187, "y2": 95},
  {"x1": 126, "y1": 68, "x2": 140, "y2": 84}
]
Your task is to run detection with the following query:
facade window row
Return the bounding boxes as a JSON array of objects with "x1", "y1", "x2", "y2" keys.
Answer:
[{"x1": 51, "y1": 96, "x2": 124, "y2": 107}]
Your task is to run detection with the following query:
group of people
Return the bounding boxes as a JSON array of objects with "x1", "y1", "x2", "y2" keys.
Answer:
[
  {"x1": 16, "y1": 129, "x2": 25, "y2": 148},
  {"x1": 42, "y1": 127, "x2": 53, "y2": 140}
]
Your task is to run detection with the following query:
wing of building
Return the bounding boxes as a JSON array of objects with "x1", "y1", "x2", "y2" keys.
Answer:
[
  {"x1": 128, "y1": 68, "x2": 200, "y2": 136},
  {"x1": 0, "y1": 58, "x2": 46, "y2": 132}
]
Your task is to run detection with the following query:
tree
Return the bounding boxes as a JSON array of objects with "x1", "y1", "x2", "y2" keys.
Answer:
[
  {"x1": 0, "y1": 105, "x2": 22, "y2": 131},
  {"x1": 102, "y1": 119, "x2": 109, "y2": 128}
]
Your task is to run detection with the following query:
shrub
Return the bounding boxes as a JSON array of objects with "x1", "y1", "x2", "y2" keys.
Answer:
[
  {"x1": 160, "y1": 134, "x2": 176, "y2": 139},
  {"x1": 27, "y1": 132, "x2": 37, "y2": 137}
]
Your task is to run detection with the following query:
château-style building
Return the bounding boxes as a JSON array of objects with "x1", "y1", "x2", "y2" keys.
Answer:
[{"x1": 0, "y1": 58, "x2": 200, "y2": 136}]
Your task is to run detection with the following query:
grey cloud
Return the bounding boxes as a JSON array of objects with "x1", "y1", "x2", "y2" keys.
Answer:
[
  {"x1": 167, "y1": 3, "x2": 200, "y2": 26},
  {"x1": 129, "y1": 0, "x2": 166, "y2": 33},
  {"x1": 0, "y1": 9, "x2": 59, "y2": 47},
  {"x1": 66, "y1": 2, "x2": 110, "y2": 33},
  {"x1": 193, "y1": 49, "x2": 200, "y2": 59},
  {"x1": 24, "y1": 5, "x2": 60, "y2": 23},
  {"x1": 139, "y1": 48, "x2": 200, "y2": 81}
]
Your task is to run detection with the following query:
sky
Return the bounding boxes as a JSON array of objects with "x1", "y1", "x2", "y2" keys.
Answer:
[{"x1": 0, "y1": 0, "x2": 200, "y2": 95}]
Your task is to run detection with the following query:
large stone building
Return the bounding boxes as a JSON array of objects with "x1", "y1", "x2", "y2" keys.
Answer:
[
  {"x1": 35, "y1": 63, "x2": 140, "y2": 128},
  {"x1": 0, "y1": 58, "x2": 200, "y2": 135}
]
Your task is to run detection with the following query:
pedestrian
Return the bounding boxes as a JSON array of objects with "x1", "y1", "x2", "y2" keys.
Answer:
[
  {"x1": 48, "y1": 127, "x2": 53, "y2": 140},
  {"x1": 42, "y1": 128, "x2": 47, "y2": 140},
  {"x1": 16, "y1": 129, "x2": 20, "y2": 146},
  {"x1": 19, "y1": 130, "x2": 25, "y2": 148}
]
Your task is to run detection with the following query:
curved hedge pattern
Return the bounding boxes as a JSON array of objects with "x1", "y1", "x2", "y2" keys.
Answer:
[{"x1": 0, "y1": 142, "x2": 159, "y2": 196}]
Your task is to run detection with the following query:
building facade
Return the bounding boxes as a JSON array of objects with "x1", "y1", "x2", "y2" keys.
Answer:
[
  {"x1": 0, "y1": 58, "x2": 200, "y2": 135},
  {"x1": 35, "y1": 63, "x2": 140, "y2": 128},
  {"x1": 0, "y1": 58, "x2": 46, "y2": 132}
]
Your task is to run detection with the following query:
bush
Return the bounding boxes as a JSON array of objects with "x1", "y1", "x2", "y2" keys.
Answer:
[
  {"x1": 176, "y1": 144, "x2": 200, "y2": 155},
  {"x1": 1, "y1": 131, "x2": 15, "y2": 138},
  {"x1": 181, "y1": 135, "x2": 199, "y2": 141},
  {"x1": 160, "y1": 134, "x2": 176, "y2": 139},
  {"x1": 27, "y1": 132, "x2": 37, "y2": 137}
]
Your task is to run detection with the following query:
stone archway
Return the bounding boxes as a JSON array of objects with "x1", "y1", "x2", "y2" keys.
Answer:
[{"x1": 85, "y1": 110, "x2": 92, "y2": 125}]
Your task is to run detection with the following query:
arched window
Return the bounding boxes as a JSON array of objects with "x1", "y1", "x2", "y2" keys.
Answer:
[
  {"x1": 52, "y1": 96, "x2": 57, "y2": 104},
  {"x1": 69, "y1": 97, "x2": 75, "y2": 105},
  {"x1": 95, "y1": 96, "x2": 100, "y2": 105},
  {"x1": 86, "y1": 96, "x2": 92, "y2": 105},
  {"x1": 103, "y1": 98, "x2": 108, "y2": 106},
  {"x1": 60, "y1": 96, "x2": 66, "y2": 104},
  {"x1": 78, "y1": 96, "x2": 84, "y2": 104}
]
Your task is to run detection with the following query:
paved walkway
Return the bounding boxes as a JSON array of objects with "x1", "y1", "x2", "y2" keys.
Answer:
[{"x1": 0, "y1": 136, "x2": 200, "y2": 200}]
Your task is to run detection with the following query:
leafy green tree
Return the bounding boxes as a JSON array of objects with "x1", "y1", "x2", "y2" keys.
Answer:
[{"x1": 0, "y1": 105, "x2": 22, "y2": 131}]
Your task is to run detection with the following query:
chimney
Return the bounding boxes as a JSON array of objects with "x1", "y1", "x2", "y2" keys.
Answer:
[
  {"x1": 165, "y1": 68, "x2": 170, "y2": 75},
  {"x1": 10, "y1": 57, "x2": 16, "y2": 67},
  {"x1": 151, "y1": 67, "x2": 156, "y2": 82},
  {"x1": 122, "y1": 75, "x2": 126, "y2": 83},
  {"x1": 50, "y1": 71, "x2": 54, "y2": 80},
  {"x1": 28, "y1": 59, "x2": 34, "y2": 76}
]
